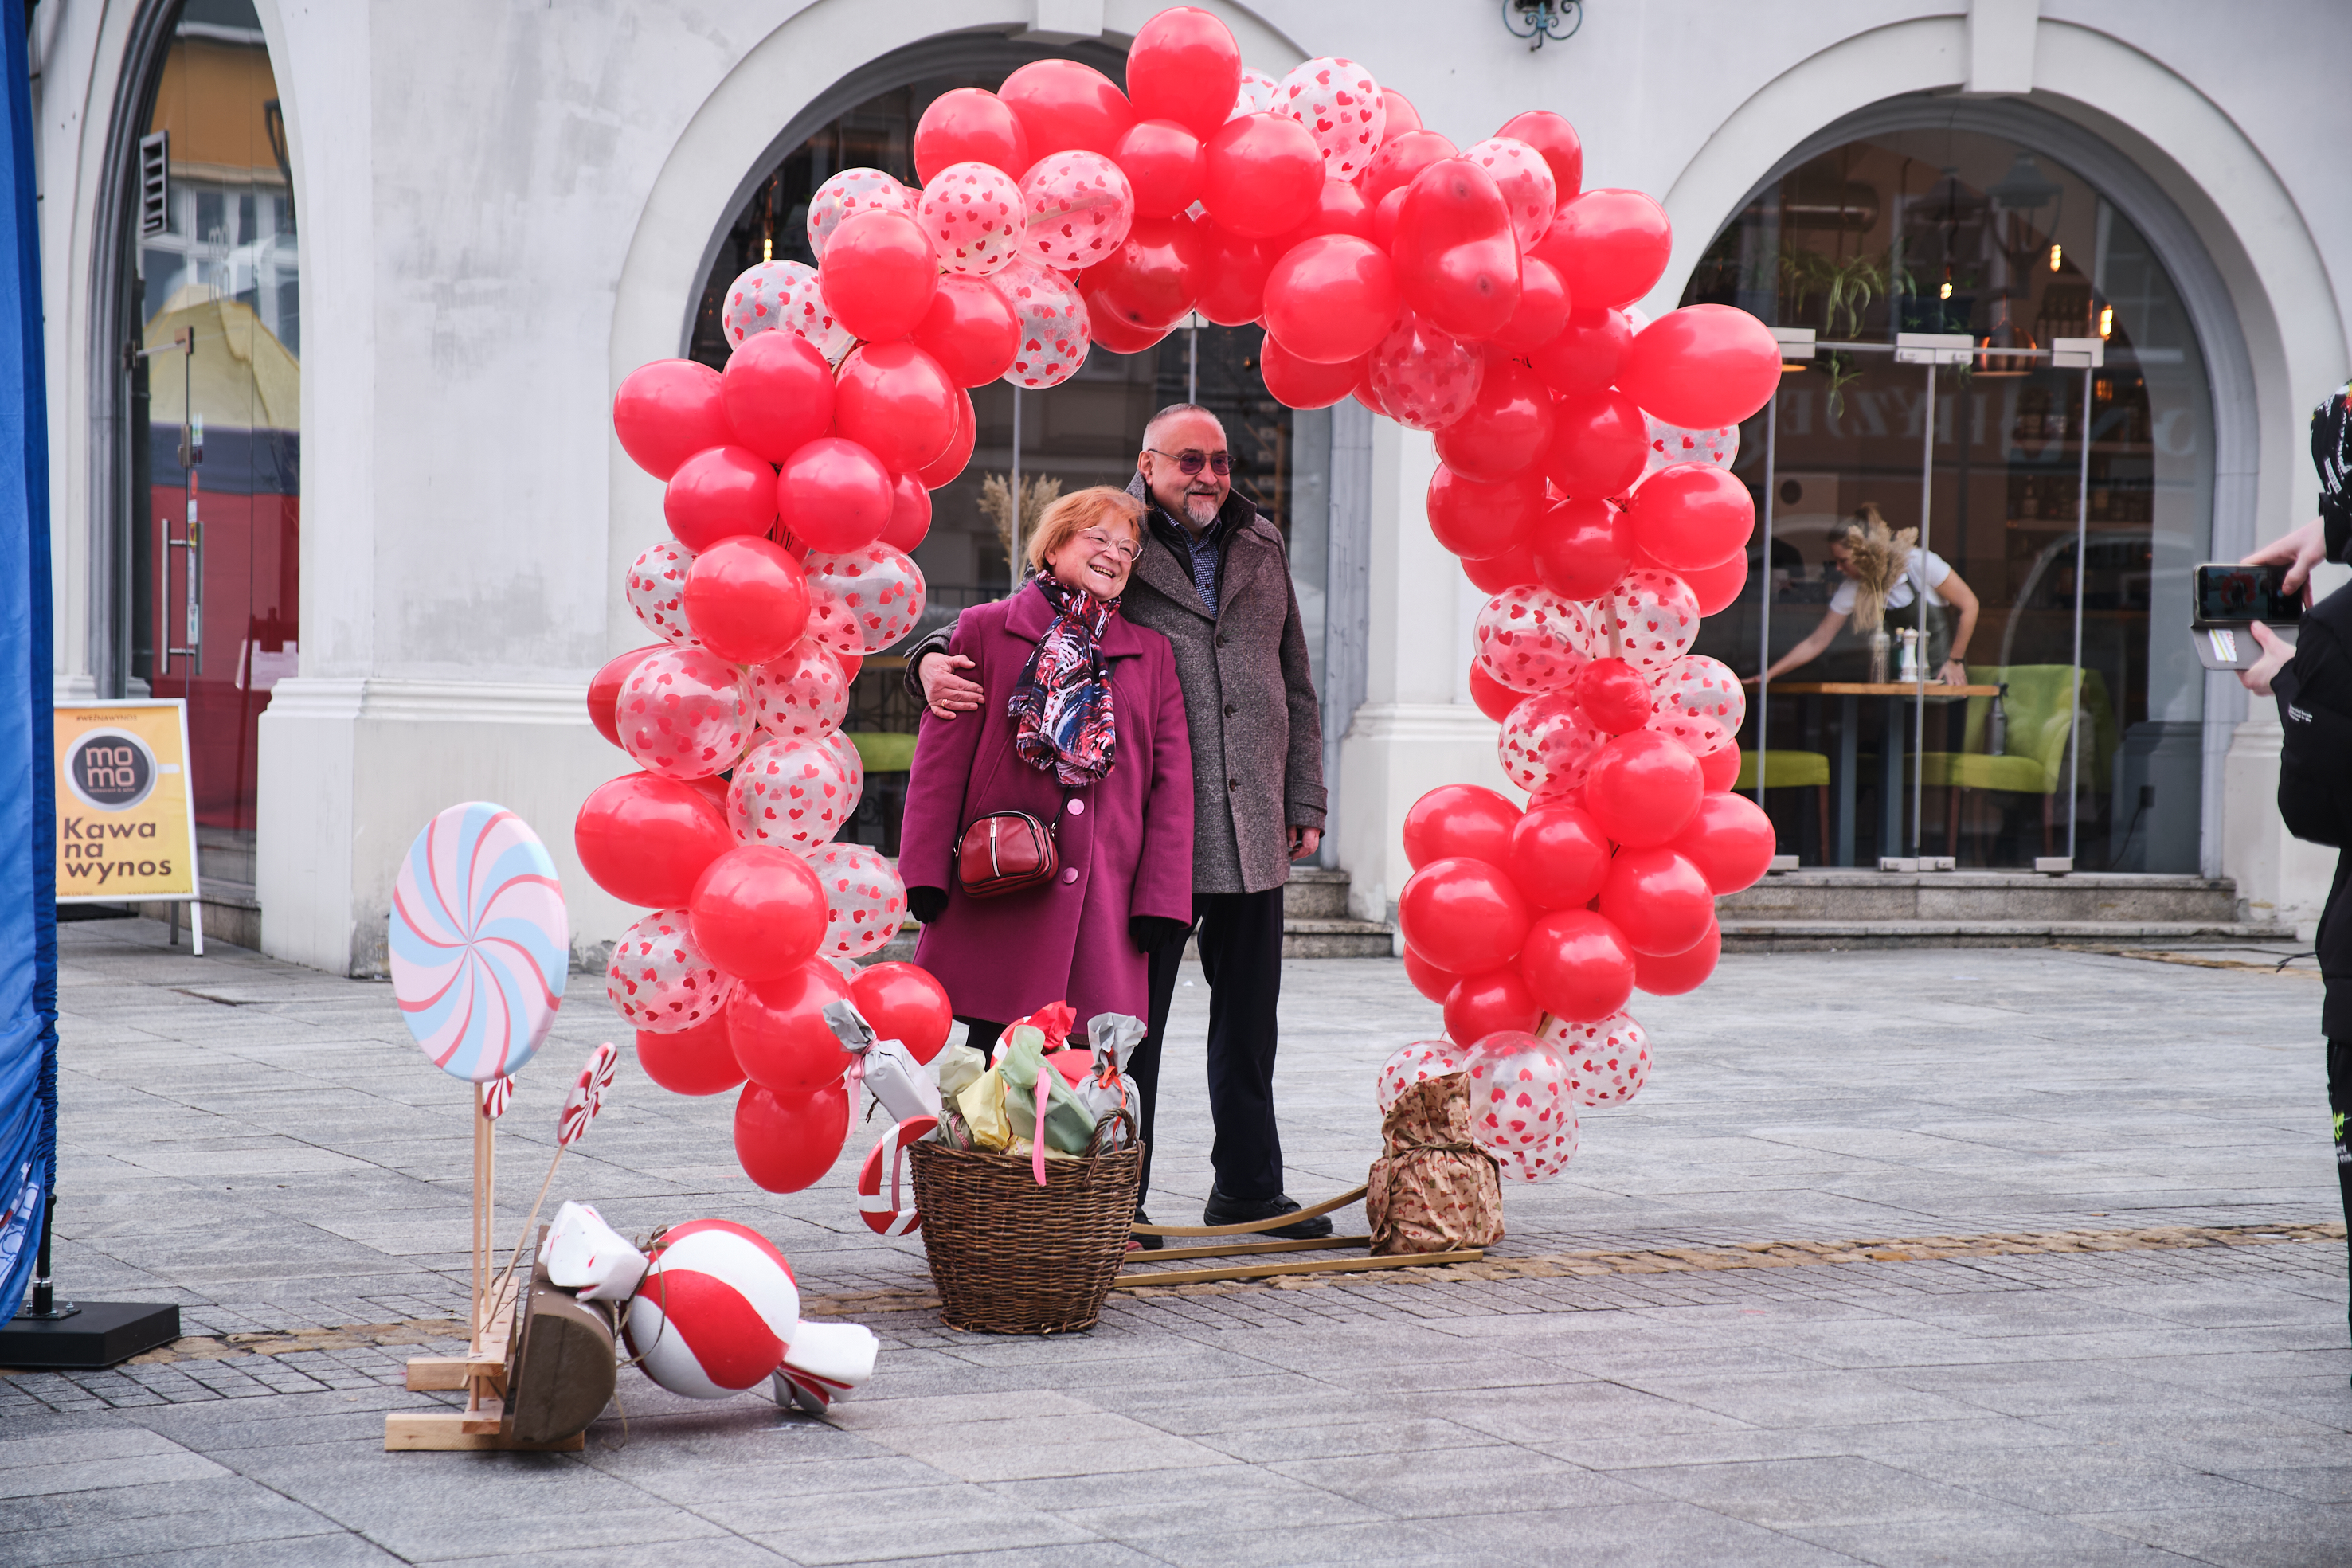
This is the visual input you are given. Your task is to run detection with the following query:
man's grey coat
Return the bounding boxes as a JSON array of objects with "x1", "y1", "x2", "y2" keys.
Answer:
[{"x1": 900, "y1": 479, "x2": 1325, "y2": 895}]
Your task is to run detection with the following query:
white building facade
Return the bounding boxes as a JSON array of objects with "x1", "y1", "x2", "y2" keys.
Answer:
[{"x1": 30, "y1": 0, "x2": 2351, "y2": 974}]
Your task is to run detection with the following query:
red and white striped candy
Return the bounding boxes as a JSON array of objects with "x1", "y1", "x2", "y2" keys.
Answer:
[
  {"x1": 480, "y1": 1076, "x2": 513, "y2": 1120},
  {"x1": 625, "y1": 1218, "x2": 800, "y2": 1400},
  {"x1": 856, "y1": 1114, "x2": 938, "y2": 1237},
  {"x1": 775, "y1": 1320, "x2": 878, "y2": 1414},
  {"x1": 558, "y1": 1042, "x2": 619, "y2": 1147}
]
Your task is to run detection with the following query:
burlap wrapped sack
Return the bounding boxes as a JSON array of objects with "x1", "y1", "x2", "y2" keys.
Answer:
[{"x1": 1366, "y1": 1071, "x2": 1503, "y2": 1256}]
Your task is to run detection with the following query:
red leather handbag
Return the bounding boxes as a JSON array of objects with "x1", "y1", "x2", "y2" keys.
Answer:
[{"x1": 953, "y1": 810, "x2": 1057, "y2": 899}]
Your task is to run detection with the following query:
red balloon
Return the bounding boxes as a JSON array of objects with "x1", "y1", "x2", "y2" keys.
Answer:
[
  {"x1": 615, "y1": 360, "x2": 733, "y2": 482},
  {"x1": 1529, "y1": 309, "x2": 1632, "y2": 397},
  {"x1": 1599, "y1": 846, "x2": 1714, "y2": 957},
  {"x1": 683, "y1": 774, "x2": 732, "y2": 814},
  {"x1": 833, "y1": 342, "x2": 957, "y2": 479},
  {"x1": 1626, "y1": 463, "x2": 1755, "y2": 572},
  {"x1": 818, "y1": 209, "x2": 938, "y2": 342},
  {"x1": 665, "y1": 445, "x2": 777, "y2": 552},
  {"x1": 912, "y1": 274, "x2": 1022, "y2": 388},
  {"x1": 587, "y1": 646, "x2": 661, "y2": 748},
  {"x1": 836, "y1": 651, "x2": 866, "y2": 685},
  {"x1": 720, "y1": 330, "x2": 834, "y2": 463},
  {"x1": 1488, "y1": 256, "x2": 1573, "y2": 352},
  {"x1": 1084, "y1": 304, "x2": 1172, "y2": 355},
  {"x1": 1574, "y1": 658, "x2": 1654, "y2": 734},
  {"x1": 1618, "y1": 303, "x2": 1783, "y2": 430},
  {"x1": 1583, "y1": 730, "x2": 1704, "y2": 848},
  {"x1": 1537, "y1": 189, "x2": 1671, "y2": 312},
  {"x1": 1263, "y1": 234, "x2": 1401, "y2": 364},
  {"x1": 914, "y1": 88, "x2": 1031, "y2": 183},
  {"x1": 1126, "y1": 6, "x2": 1243, "y2": 138},
  {"x1": 1113, "y1": 119, "x2": 1207, "y2": 218},
  {"x1": 682, "y1": 537, "x2": 811, "y2": 666},
  {"x1": 1391, "y1": 158, "x2": 1521, "y2": 340},
  {"x1": 1260, "y1": 338, "x2": 1364, "y2": 410},
  {"x1": 574, "y1": 772, "x2": 734, "y2": 908},
  {"x1": 1360, "y1": 129, "x2": 1458, "y2": 204},
  {"x1": 1507, "y1": 800, "x2": 1612, "y2": 909},
  {"x1": 1087, "y1": 213, "x2": 1208, "y2": 331},
  {"x1": 1685, "y1": 552, "x2": 1750, "y2": 616},
  {"x1": 1378, "y1": 88, "x2": 1425, "y2": 140},
  {"x1": 849, "y1": 960, "x2": 953, "y2": 1065},
  {"x1": 1403, "y1": 784, "x2": 1522, "y2": 870},
  {"x1": 1403, "y1": 945, "x2": 1458, "y2": 1003},
  {"x1": 918, "y1": 389, "x2": 977, "y2": 490},
  {"x1": 1434, "y1": 355, "x2": 1555, "y2": 483},
  {"x1": 1544, "y1": 390, "x2": 1649, "y2": 498},
  {"x1": 1673, "y1": 791, "x2": 1778, "y2": 894},
  {"x1": 1468, "y1": 661, "x2": 1520, "y2": 721},
  {"x1": 1397, "y1": 855, "x2": 1532, "y2": 976},
  {"x1": 1445, "y1": 968, "x2": 1540, "y2": 1046},
  {"x1": 1462, "y1": 542, "x2": 1539, "y2": 596},
  {"x1": 1427, "y1": 466, "x2": 1545, "y2": 559},
  {"x1": 1370, "y1": 186, "x2": 1408, "y2": 251},
  {"x1": 1195, "y1": 226, "x2": 1274, "y2": 325},
  {"x1": 690, "y1": 847, "x2": 828, "y2": 983},
  {"x1": 776, "y1": 437, "x2": 894, "y2": 553},
  {"x1": 1634, "y1": 918, "x2": 1719, "y2": 995},
  {"x1": 734, "y1": 1077, "x2": 851, "y2": 1194},
  {"x1": 881, "y1": 474, "x2": 933, "y2": 553},
  {"x1": 1493, "y1": 111, "x2": 1584, "y2": 205},
  {"x1": 1700, "y1": 741, "x2": 1741, "y2": 793},
  {"x1": 636, "y1": 1012, "x2": 745, "y2": 1097},
  {"x1": 999, "y1": 59, "x2": 1133, "y2": 158},
  {"x1": 1201, "y1": 113, "x2": 1324, "y2": 239},
  {"x1": 729, "y1": 959, "x2": 856, "y2": 1093},
  {"x1": 1517, "y1": 908, "x2": 1636, "y2": 1023},
  {"x1": 1529, "y1": 494, "x2": 1634, "y2": 600},
  {"x1": 1271, "y1": 178, "x2": 1375, "y2": 255}
]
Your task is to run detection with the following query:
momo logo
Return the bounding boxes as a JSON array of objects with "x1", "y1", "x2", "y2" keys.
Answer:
[{"x1": 65, "y1": 729, "x2": 156, "y2": 811}]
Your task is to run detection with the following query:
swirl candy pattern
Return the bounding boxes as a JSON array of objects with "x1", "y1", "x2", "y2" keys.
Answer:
[{"x1": 389, "y1": 803, "x2": 568, "y2": 1083}]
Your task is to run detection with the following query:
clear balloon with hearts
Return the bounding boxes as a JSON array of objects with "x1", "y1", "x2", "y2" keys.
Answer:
[
  {"x1": 1500, "y1": 690, "x2": 1606, "y2": 798},
  {"x1": 616, "y1": 646, "x2": 751, "y2": 781},
  {"x1": 721, "y1": 260, "x2": 802, "y2": 350},
  {"x1": 1459, "y1": 1030, "x2": 1577, "y2": 1155},
  {"x1": 1493, "y1": 1126, "x2": 1579, "y2": 1183},
  {"x1": 1653, "y1": 653, "x2": 1745, "y2": 730},
  {"x1": 606, "y1": 908, "x2": 734, "y2": 1034},
  {"x1": 774, "y1": 263, "x2": 856, "y2": 366},
  {"x1": 800, "y1": 842, "x2": 906, "y2": 961},
  {"x1": 916, "y1": 161, "x2": 1025, "y2": 276},
  {"x1": 1641, "y1": 414, "x2": 1739, "y2": 479},
  {"x1": 803, "y1": 544, "x2": 926, "y2": 655},
  {"x1": 1600, "y1": 568, "x2": 1701, "y2": 678},
  {"x1": 1228, "y1": 67, "x2": 1279, "y2": 121},
  {"x1": 806, "y1": 167, "x2": 914, "y2": 260},
  {"x1": 1475, "y1": 585, "x2": 1589, "y2": 694},
  {"x1": 747, "y1": 638, "x2": 851, "y2": 741},
  {"x1": 1376, "y1": 1038, "x2": 1466, "y2": 1113},
  {"x1": 1647, "y1": 710, "x2": 1732, "y2": 761},
  {"x1": 627, "y1": 540, "x2": 699, "y2": 647},
  {"x1": 1460, "y1": 135, "x2": 1558, "y2": 248},
  {"x1": 820, "y1": 729, "x2": 867, "y2": 801},
  {"x1": 1368, "y1": 314, "x2": 1482, "y2": 432},
  {"x1": 1276, "y1": 57, "x2": 1386, "y2": 182},
  {"x1": 1019, "y1": 151, "x2": 1134, "y2": 271},
  {"x1": 996, "y1": 259, "x2": 1092, "y2": 390},
  {"x1": 1543, "y1": 1011, "x2": 1651, "y2": 1107},
  {"x1": 726, "y1": 734, "x2": 854, "y2": 852}
]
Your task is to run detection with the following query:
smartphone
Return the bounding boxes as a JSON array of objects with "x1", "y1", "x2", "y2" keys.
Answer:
[{"x1": 2190, "y1": 561, "x2": 2302, "y2": 671}]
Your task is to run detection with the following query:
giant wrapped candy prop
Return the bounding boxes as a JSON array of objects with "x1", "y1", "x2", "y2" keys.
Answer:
[{"x1": 585, "y1": 6, "x2": 1783, "y2": 1197}]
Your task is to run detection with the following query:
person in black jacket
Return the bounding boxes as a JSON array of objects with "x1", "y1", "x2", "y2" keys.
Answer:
[{"x1": 2238, "y1": 381, "x2": 2352, "y2": 1355}]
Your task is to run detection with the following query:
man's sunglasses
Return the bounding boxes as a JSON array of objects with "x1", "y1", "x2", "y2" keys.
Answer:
[{"x1": 1149, "y1": 448, "x2": 1233, "y2": 477}]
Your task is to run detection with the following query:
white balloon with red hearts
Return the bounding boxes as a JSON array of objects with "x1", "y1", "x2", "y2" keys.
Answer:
[
  {"x1": 1641, "y1": 414, "x2": 1739, "y2": 479},
  {"x1": 1493, "y1": 1126, "x2": 1578, "y2": 1183},
  {"x1": 627, "y1": 540, "x2": 699, "y2": 647},
  {"x1": 1275, "y1": 57, "x2": 1386, "y2": 183},
  {"x1": 748, "y1": 638, "x2": 851, "y2": 741},
  {"x1": 803, "y1": 544, "x2": 927, "y2": 655},
  {"x1": 721, "y1": 259, "x2": 804, "y2": 350},
  {"x1": 1475, "y1": 585, "x2": 1590, "y2": 694},
  {"x1": 1459, "y1": 1030, "x2": 1576, "y2": 1153},
  {"x1": 800, "y1": 842, "x2": 906, "y2": 962},
  {"x1": 1460, "y1": 136, "x2": 1557, "y2": 248},
  {"x1": 774, "y1": 264, "x2": 855, "y2": 366},
  {"x1": 606, "y1": 908, "x2": 733, "y2": 1034},
  {"x1": 996, "y1": 260, "x2": 1091, "y2": 390},
  {"x1": 1499, "y1": 691, "x2": 1606, "y2": 798},
  {"x1": 726, "y1": 734, "x2": 853, "y2": 852},
  {"x1": 1600, "y1": 569, "x2": 1701, "y2": 678},
  {"x1": 1018, "y1": 151, "x2": 1134, "y2": 271},
  {"x1": 1376, "y1": 1038, "x2": 1465, "y2": 1113},
  {"x1": 1653, "y1": 652, "x2": 1746, "y2": 730},
  {"x1": 1543, "y1": 1010, "x2": 1652, "y2": 1107},
  {"x1": 806, "y1": 167, "x2": 913, "y2": 261},
  {"x1": 915, "y1": 161, "x2": 1025, "y2": 276}
]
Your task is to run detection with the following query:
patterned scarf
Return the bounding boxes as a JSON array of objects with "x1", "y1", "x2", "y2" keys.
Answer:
[{"x1": 1010, "y1": 574, "x2": 1120, "y2": 786}]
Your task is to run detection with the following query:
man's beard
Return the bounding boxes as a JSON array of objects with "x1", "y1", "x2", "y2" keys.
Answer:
[{"x1": 1181, "y1": 490, "x2": 1220, "y2": 527}]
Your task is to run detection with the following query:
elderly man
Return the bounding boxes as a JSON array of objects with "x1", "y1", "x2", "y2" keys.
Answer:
[{"x1": 902, "y1": 403, "x2": 1329, "y2": 1240}]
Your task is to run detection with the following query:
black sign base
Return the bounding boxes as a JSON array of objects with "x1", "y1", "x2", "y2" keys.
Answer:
[{"x1": 0, "y1": 1300, "x2": 181, "y2": 1369}]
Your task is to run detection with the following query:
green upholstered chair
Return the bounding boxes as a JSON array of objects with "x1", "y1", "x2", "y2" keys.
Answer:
[
  {"x1": 1913, "y1": 665, "x2": 2119, "y2": 857},
  {"x1": 1733, "y1": 749, "x2": 1830, "y2": 858},
  {"x1": 847, "y1": 730, "x2": 918, "y2": 774}
]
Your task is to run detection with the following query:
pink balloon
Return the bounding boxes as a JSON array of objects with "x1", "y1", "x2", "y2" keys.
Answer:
[
  {"x1": 806, "y1": 168, "x2": 914, "y2": 261},
  {"x1": 915, "y1": 161, "x2": 1026, "y2": 276},
  {"x1": 747, "y1": 638, "x2": 851, "y2": 741},
  {"x1": 726, "y1": 734, "x2": 855, "y2": 852},
  {"x1": 1019, "y1": 151, "x2": 1135, "y2": 270},
  {"x1": 1273, "y1": 57, "x2": 1386, "y2": 183},
  {"x1": 1368, "y1": 312, "x2": 1483, "y2": 432},
  {"x1": 606, "y1": 908, "x2": 734, "y2": 1034},
  {"x1": 803, "y1": 542, "x2": 927, "y2": 655},
  {"x1": 802, "y1": 842, "x2": 907, "y2": 962},
  {"x1": 616, "y1": 647, "x2": 753, "y2": 782},
  {"x1": 1499, "y1": 690, "x2": 1606, "y2": 799},
  {"x1": 1459, "y1": 136, "x2": 1558, "y2": 249},
  {"x1": 626, "y1": 540, "x2": 700, "y2": 648},
  {"x1": 995, "y1": 260, "x2": 1092, "y2": 390},
  {"x1": 1474, "y1": 584, "x2": 1590, "y2": 694}
]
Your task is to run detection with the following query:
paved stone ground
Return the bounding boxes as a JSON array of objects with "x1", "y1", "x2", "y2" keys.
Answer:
[{"x1": 4, "y1": 915, "x2": 2350, "y2": 1566}]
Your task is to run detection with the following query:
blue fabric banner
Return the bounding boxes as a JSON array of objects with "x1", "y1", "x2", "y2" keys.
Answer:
[{"x1": 0, "y1": 0, "x2": 60, "y2": 1315}]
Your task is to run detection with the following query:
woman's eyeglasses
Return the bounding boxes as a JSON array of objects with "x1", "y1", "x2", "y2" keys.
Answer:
[
  {"x1": 1149, "y1": 448, "x2": 1233, "y2": 477},
  {"x1": 1075, "y1": 529, "x2": 1139, "y2": 563}
]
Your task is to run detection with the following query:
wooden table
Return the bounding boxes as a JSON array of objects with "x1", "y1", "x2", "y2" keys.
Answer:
[{"x1": 1760, "y1": 683, "x2": 2003, "y2": 865}]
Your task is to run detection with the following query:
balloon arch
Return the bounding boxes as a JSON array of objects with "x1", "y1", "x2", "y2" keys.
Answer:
[{"x1": 579, "y1": 7, "x2": 1782, "y2": 1191}]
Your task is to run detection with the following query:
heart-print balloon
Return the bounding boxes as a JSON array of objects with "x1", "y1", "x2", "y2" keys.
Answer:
[
  {"x1": 721, "y1": 259, "x2": 800, "y2": 349},
  {"x1": 820, "y1": 729, "x2": 867, "y2": 802},
  {"x1": 915, "y1": 161, "x2": 1025, "y2": 276},
  {"x1": 1544, "y1": 1010, "x2": 1651, "y2": 1106},
  {"x1": 1376, "y1": 1039, "x2": 1465, "y2": 1113},
  {"x1": 1275, "y1": 57, "x2": 1386, "y2": 183},
  {"x1": 1499, "y1": 690, "x2": 1605, "y2": 798},
  {"x1": 1493, "y1": 1127, "x2": 1578, "y2": 1183},
  {"x1": 773, "y1": 262, "x2": 855, "y2": 366},
  {"x1": 800, "y1": 842, "x2": 906, "y2": 961},
  {"x1": 1460, "y1": 1030, "x2": 1575, "y2": 1154},
  {"x1": 726, "y1": 734, "x2": 852, "y2": 852},
  {"x1": 1228, "y1": 68, "x2": 1278, "y2": 122},
  {"x1": 1599, "y1": 569, "x2": 1701, "y2": 677},
  {"x1": 1640, "y1": 414, "x2": 1739, "y2": 479},
  {"x1": 747, "y1": 637, "x2": 850, "y2": 741},
  {"x1": 1019, "y1": 151, "x2": 1134, "y2": 271},
  {"x1": 1460, "y1": 136, "x2": 1558, "y2": 249},
  {"x1": 802, "y1": 543, "x2": 927, "y2": 654},
  {"x1": 1653, "y1": 653, "x2": 1745, "y2": 731},
  {"x1": 606, "y1": 908, "x2": 733, "y2": 1034},
  {"x1": 1475, "y1": 585, "x2": 1588, "y2": 694},
  {"x1": 996, "y1": 259, "x2": 1091, "y2": 390},
  {"x1": 1646, "y1": 710, "x2": 1732, "y2": 761},
  {"x1": 616, "y1": 646, "x2": 751, "y2": 781},
  {"x1": 806, "y1": 168, "x2": 914, "y2": 262},
  {"x1": 626, "y1": 540, "x2": 700, "y2": 647},
  {"x1": 1368, "y1": 312, "x2": 1482, "y2": 432}
]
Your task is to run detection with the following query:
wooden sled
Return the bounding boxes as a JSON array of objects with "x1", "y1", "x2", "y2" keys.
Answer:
[{"x1": 1118, "y1": 1184, "x2": 1481, "y2": 1287}]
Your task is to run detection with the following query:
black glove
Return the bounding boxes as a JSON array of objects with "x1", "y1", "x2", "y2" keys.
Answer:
[
  {"x1": 907, "y1": 886, "x2": 949, "y2": 924},
  {"x1": 1129, "y1": 915, "x2": 1193, "y2": 953}
]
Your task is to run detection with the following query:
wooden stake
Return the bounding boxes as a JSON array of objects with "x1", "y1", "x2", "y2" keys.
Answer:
[{"x1": 1117, "y1": 1249, "x2": 1486, "y2": 1289}]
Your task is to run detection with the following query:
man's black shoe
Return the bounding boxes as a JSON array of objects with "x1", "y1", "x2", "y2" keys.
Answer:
[
  {"x1": 1129, "y1": 1211, "x2": 1164, "y2": 1251},
  {"x1": 1203, "y1": 1187, "x2": 1333, "y2": 1240}
]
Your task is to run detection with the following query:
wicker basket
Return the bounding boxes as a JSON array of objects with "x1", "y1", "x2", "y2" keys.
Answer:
[{"x1": 906, "y1": 1116, "x2": 1139, "y2": 1334}]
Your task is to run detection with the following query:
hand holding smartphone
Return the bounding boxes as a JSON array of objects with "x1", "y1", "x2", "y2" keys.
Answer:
[{"x1": 2191, "y1": 561, "x2": 2303, "y2": 671}]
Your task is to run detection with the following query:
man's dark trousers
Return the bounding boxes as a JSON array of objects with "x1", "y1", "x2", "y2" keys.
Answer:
[{"x1": 1125, "y1": 887, "x2": 1286, "y2": 1210}]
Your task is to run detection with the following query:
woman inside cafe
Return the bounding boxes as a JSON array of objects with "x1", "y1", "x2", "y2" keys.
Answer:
[{"x1": 1750, "y1": 504, "x2": 1983, "y2": 686}]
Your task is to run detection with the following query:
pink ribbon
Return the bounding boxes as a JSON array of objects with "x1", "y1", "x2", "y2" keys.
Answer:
[{"x1": 1031, "y1": 1069, "x2": 1051, "y2": 1187}]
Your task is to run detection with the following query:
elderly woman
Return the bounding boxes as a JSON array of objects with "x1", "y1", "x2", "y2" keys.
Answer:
[{"x1": 898, "y1": 486, "x2": 1194, "y2": 1066}]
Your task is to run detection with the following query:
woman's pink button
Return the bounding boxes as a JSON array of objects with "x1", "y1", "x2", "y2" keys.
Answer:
[
  {"x1": 1065, "y1": 799, "x2": 1086, "y2": 816},
  {"x1": 1060, "y1": 867, "x2": 1078, "y2": 885}
]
